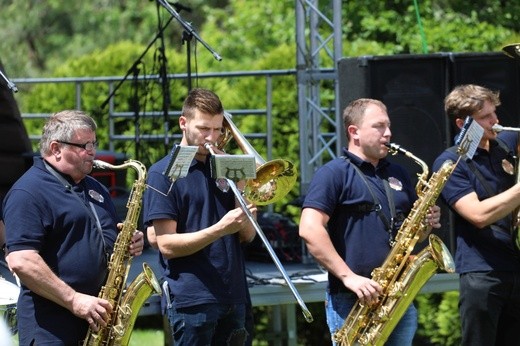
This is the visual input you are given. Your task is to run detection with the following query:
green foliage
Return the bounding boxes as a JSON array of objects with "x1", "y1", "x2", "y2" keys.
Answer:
[
  {"x1": 198, "y1": 0, "x2": 296, "y2": 70},
  {"x1": 341, "y1": 0, "x2": 518, "y2": 56},
  {"x1": 416, "y1": 292, "x2": 461, "y2": 345}
]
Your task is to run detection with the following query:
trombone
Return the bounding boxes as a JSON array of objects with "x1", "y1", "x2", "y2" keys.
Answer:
[
  {"x1": 492, "y1": 124, "x2": 520, "y2": 133},
  {"x1": 492, "y1": 123, "x2": 520, "y2": 251},
  {"x1": 205, "y1": 112, "x2": 313, "y2": 323}
]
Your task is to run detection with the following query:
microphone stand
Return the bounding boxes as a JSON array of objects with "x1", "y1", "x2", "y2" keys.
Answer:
[
  {"x1": 131, "y1": 65, "x2": 141, "y2": 161},
  {"x1": 156, "y1": 1, "x2": 171, "y2": 154},
  {"x1": 182, "y1": 29, "x2": 193, "y2": 91},
  {"x1": 98, "y1": 11, "x2": 175, "y2": 162},
  {"x1": 0, "y1": 68, "x2": 18, "y2": 93},
  {"x1": 155, "y1": 0, "x2": 222, "y2": 63},
  {"x1": 99, "y1": 15, "x2": 175, "y2": 111}
]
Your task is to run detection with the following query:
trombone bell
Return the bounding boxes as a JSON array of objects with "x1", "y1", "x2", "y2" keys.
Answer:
[
  {"x1": 503, "y1": 43, "x2": 520, "y2": 60},
  {"x1": 245, "y1": 159, "x2": 297, "y2": 205},
  {"x1": 220, "y1": 112, "x2": 298, "y2": 206}
]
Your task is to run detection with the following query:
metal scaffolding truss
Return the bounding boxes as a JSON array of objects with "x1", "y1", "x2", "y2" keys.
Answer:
[{"x1": 296, "y1": 0, "x2": 343, "y2": 194}]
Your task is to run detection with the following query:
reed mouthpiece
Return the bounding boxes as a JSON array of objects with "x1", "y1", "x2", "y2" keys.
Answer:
[
  {"x1": 92, "y1": 160, "x2": 108, "y2": 169},
  {"x1": 385, "y1": 142, "x2": 407, "y2": 154}
]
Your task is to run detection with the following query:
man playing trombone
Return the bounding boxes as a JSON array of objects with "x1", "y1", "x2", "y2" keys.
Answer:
[
  {"x1": 143, "y1": 88, "x2": 256, "y2": 346},
  {"x1": 432, "y1": 84, "x2": 520, "y2": 346}
]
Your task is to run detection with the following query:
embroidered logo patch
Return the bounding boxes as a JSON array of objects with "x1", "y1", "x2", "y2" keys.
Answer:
[
  {"x1": 88, "y1": 189, "x2": 105, "y2": 203},
  {"x1": 388, "y1": 177, "x2": 403, "y2": 191}
]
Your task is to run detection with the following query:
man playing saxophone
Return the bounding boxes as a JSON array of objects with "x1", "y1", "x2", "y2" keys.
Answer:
[
  {"x1": 143, "y1": 88, "x2": 256, "y2": 345},
  {"x1": 432, "y1": 84, "x2": 520, "y2": 346},
  {"x1": 2, "y1": 110, "x2": 145, "y2": 345},
  {"x1": 299, "y1": 98, "x2": 441, "y2": 345}
]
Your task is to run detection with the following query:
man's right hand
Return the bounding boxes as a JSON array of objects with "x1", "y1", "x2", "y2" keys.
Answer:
[
  {"x1": 219, "y1": 205, "x2": 257, "y2": 235},
  {"x1": 71, "y1": 292, "x2": 113, "y2": 332},
  {"x1": 342, "y1": 274, "x2": 383, "y2": 305}
]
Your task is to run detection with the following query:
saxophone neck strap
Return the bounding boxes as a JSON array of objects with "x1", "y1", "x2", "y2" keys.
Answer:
[{"x1": 341, "y1": 156, "x2": 397, "y2": 245}]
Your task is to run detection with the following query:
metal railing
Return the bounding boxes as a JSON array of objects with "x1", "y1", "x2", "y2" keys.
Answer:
[{"x1": 13, "y1": 69, "x2": 298, "y2": 160}]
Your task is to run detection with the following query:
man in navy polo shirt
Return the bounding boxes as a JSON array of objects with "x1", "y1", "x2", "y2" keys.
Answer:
[
  {"x1": 143, "y1": 88, "x2": 256, "y2": 345},
  {"x1": 432, "y1": 84, "x2": 520, "y2": 346},
  {"x1": 3, "y1": 110, "x2": 145, "y2": 345},
  {"x1": 299, "y1": 98, "x2": 441, "y2": 346}
]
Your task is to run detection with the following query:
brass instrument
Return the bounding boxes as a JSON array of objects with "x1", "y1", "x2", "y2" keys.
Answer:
[
  {"x1": 206, "y1": 112, "x2": 313, "y2": 323},
  {"x1": 217, "y1": 112, "x2": 298, "y2": 205},
  {"x1": 83, "y1": 160, "x2": 162, "y2": 346},
  {"x1": 492, "y1": 124, "x2": 520, "y2": 250},
  {"x1": 332, "y1": 143, "x2": 456, "y2": 346},
  {"x1": 502, "y1": 43, "x2": 520, "y2": 60},
  {"x1": 492, "y1": 124, "x2": 520, "y2": 133}
]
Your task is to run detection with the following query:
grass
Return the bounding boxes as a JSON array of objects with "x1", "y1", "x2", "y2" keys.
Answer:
[
  {"x1": 129, "y1": 329, "x2": 164, "y2": 345},
  {"x1": 10, "y1": 329, "x2": 164, "y2": 346}
]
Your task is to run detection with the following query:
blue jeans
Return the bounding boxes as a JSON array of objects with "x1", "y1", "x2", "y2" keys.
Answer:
[
  {"x1": 459, "y1": 271, "x2": 520, "y2": 346},
  {"x1": 325, "y1": 291, "x2": 417, "y2": 346},
  {"x1": 167, "y1": 302, "x2": 248, "y2": 346}
]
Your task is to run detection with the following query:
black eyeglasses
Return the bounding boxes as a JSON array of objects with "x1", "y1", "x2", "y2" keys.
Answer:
[{"x1": 57, "y1": 140, "x2": 98, "y2": 151}]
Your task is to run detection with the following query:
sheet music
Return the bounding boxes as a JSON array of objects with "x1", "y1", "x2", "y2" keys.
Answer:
[
  {"x1": 163, "y1": 146, "x2": 198, "y2": 181},
  {"x1": 211, "y1": 154, "x2": 256, "y2": 181},
  {"x1": 455, "y1": 116, "x2": 484, "y2": 160}
]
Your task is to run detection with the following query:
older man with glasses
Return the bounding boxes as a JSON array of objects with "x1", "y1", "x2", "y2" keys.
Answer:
[{"x1": 2, "y1": 109, "x2": 145, "y2": 345}]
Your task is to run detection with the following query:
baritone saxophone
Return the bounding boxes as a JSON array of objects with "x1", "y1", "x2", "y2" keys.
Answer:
[
  {"x1": 332, "y1": 143, "x2": 457, "y2": 346},
  {"x1": 83, "y1": 159, "x2": 162, "y2": 346}
]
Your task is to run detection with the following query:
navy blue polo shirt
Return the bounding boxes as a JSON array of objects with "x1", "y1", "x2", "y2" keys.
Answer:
[
  {"x1": 433, "y1": 131, "x2": 520, "y2": 273},
  {"x1": 143, "y1": 145, "x2": 248, "y2": 309},
  {"x1": 2, "y1": 156, "x2": 119, "y2": 344},
  {"x1": 302, "y1": 149, "x2": 416, "y2": 293}
]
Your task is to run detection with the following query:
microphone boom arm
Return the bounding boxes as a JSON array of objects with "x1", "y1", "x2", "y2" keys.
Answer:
[{"x1": 155, "y1": 0, "x2": 222, "y2": 61}]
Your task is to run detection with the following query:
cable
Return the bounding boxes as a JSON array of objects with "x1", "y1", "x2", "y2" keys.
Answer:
[{"x1": 413, "y1": 0, "x2": 429, "y2": 54}]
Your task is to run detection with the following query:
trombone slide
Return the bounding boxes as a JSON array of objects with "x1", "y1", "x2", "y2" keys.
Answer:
[{"x1": 226, "y1": 178, "x2": 314, "y2": 323}]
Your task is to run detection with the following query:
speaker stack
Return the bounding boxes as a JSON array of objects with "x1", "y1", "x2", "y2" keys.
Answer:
[
  {"x1": 337, "y1": 52, "x2": 520, "y2": 252},
  {"x1": 0, "y1": 63, "x2": 32, "y2": 206}
]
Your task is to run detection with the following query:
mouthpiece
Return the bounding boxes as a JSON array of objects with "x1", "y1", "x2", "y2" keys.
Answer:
[
  {"x1": 204, "y1": 143, "x2": 217, "y2": 155},
  {"x1": 385, "y1": 142, "x2": 409, "y2": 155},
  {"x1": 492, "y1": 124, "x2": 504, "y2": 133},
  {"x1": 93, "y1": 159, "x2": 110, "y2": 169}
]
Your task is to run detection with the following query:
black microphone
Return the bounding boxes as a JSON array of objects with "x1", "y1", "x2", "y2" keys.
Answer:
[
  {"x1": 151, "y1": 1, "x2": 192, "y2": 13},
  {"x1": 169, "y1": 1, "x2": 192, "y2": 13}
]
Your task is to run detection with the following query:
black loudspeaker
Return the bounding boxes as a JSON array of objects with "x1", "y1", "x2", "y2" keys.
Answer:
[
  {"x1": 338, "y1": 54, "x2": 450, "y2": 178},
  {"x1": 450, "y1": 52, "x2": 520, "y2": 135},
  {"x1": 0, "y1": 62, "x2": 33, "y2": 205},
  {"x1": 337, "y1": 52, "x2": 520, "y2": 255}
]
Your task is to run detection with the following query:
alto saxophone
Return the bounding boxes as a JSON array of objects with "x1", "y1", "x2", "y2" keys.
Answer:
[
  {"x1": 332, "y1": 143, "x2": 457, "y2": 346},
  {"x1": 84, "y1": 159, "x2": 162, "y2": 346}
]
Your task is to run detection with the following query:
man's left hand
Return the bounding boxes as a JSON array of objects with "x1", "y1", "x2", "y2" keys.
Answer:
[{"x1": 129, "y1": 231, "x2": 145, "y2": 256}]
